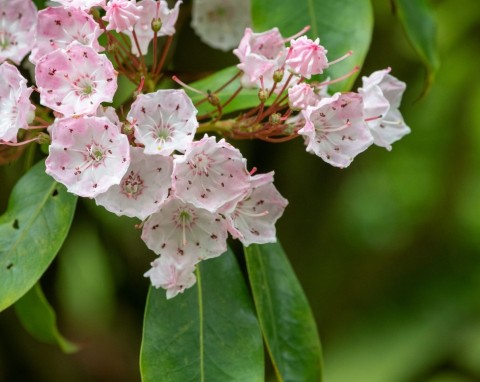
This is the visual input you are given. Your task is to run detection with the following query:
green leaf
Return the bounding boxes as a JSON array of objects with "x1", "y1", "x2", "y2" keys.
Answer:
[
  {"x1": 14, "y1": 283, "x2": 78, "y2": 353},
  {"x1": 251, "y1": 0, "x2": 373, "y2": 92},
  {"x1": 188, "y1": 66, "x2": 265, "y2": 115},
  {"x1": 393, "y1": 0, "x2": 440, "y2": 94},
  {"x1": 244, "y1": 242, "x2": 323, "y2": 382},
  {"x1": 0, "y1": 160, "x2": 77, "y2": 312},
  {"x1": 140, "y1": 248, "x2": 264, "y2": 382}
]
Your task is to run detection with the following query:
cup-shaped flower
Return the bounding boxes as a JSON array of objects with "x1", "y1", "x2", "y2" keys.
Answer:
[
  {"x1": 225, "y1": 172, "x2": 288, "y2": 246},
  {"x1": 172, "y1": 135, "x2": 250, "y2": 213},
  {"x1": 30, "y1": 6, "x2": 103, "y2": 65},
  {"x1": 359, "y1": 69, "x2": 410, "y2": 150},
  {"x1": 144, "y1": 256, "x2": 196, "y2": 299},
  {"x1": 286, "y1": 36, "x2": 328, "y2": 79},
  {"x1": 103, "y1": 0, "x2": 142, "y2": 33},
  {"x1": 124, "y1": 0, "x2": 181, "y2": 56},
  {"x1": 299, "y1": 92, "x2": 374, "y2": 168},
  {"x1": 141, "y1": 197, "x2": 228, "y2": 262},
  {"x1": 0, "y1": 63, "x2": 35, "y2": 143},
  {"x1": 0, "y1": 0, "x2": 37, "y2": 65},
  {"x1": 35, "y1": 42, "x2": 117, "y2": 116},
  {"x1": 191, "y1": 0, "x2": 250, "y2": 51},
  {"x1": 95, "y1": 146, "x2": 173, "y2": 219},
  {"x1": 45, "y1": 115, "x2": 130, "y2": 197},
  {"x1": 128, "y1": 89, "x2": 198, "y2": 156},
  {"x1": 233, "y1": 27, "x2": 286, "y2": 89}
]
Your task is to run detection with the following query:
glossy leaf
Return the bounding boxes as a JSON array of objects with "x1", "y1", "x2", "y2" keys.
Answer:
[
  {"x1": 244, "y1": 242, "x2": 323, "y2": 382},
  {"x1": 14, "y1": 283, "x2": 78, "y2": 353},
  {"x1": 0, "y1": 160, "x2": 77, "y2": 312},
  {"x1": 188, "y1": 66, "x2": 267, "y2": 115},
  {"x1": 393, "y1": 0, "x2": 440, "y2": 93},
  {"x1": 140, "y1": 248, "x2": 264, "y2": 382},
  {"x1": 251, "y1": 0, "x2": 373, "y2": 92}
]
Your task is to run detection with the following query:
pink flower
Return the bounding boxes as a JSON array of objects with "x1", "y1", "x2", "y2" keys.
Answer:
[
  {"x1": 157, "y1": 0, "x2": 182, "y2": 36},
  {"x1": 225, "y1": 172, "x2": 288, "y2": 246},
  {"x1": 128, "y1": 89, "x2": 198, "y2": 156},
  {"x1": 55, "y1": 0, "x2": 106, "y2": 10},
  {"x1": 141, "y1": 197, "x2": 228, "y2": 261},
  {"x1": 0, "y1": 62, "x2": 35, "y2": 143},
  {"x1": 45, "y1": 115, "x2": 130, "y2": 197},
  {"x1": 359, "y1": 69, "x2": 410, "y2": 150},
  {"x1": 124, "y1": 0, "x2": 181, "y2": 56},
  {"x1": 30, "y1": 6, "x2": 103, "y2": 65},
  {"x1": 95, "y1": 146, "x2": 173, "y2": 220},
  {"x1": 35, "y1": 42, "x2": 117, "y2": 116},
  {"x1": 96, "y1": 106, "x2": 122, "y2": 131},
  {"x1": 191, "y1": 0, "x2": 250, "y2": 51},
  {"x1": 103, "y1": 0, "x2": 142, "y2": 33},
  {"x1": 299, "y1": 92, "x2": 374, "y2": 168},
  {"x1": 286, "y1": 36, "x2": 328, "y2": 79},
  {"x1": 0, "y1": 0, "x2": 37, "y2": 65},
  {"x1": 144, "y1": 256, "x2": 196, "y2": 299},
  {"x1": 233, "y1": 27, "x2": 286, "y2": 89},
  {"x1": 288, "y1": 82, "x2": 319, "y2": 110},
  {"x1": 172, "y1": 135, "x2": 250, "y2": 213}
]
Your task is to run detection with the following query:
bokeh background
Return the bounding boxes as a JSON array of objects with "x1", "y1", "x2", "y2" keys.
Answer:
[{"x1": 1, "y1": 0, "x2": 480, "y2": 381}]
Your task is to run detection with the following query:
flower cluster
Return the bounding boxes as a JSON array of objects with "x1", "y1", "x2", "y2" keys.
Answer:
[
  {"x1": 232, "y1": 27, "x2": 410, "y2": 168},
  {"x1": 0, "y1": 0, "x2": 409, "y2": 298}
]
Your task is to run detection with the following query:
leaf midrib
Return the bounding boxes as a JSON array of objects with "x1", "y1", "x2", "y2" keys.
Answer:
[{"x1": 196, "y1": 267, "x2": 205, "y2": 382}]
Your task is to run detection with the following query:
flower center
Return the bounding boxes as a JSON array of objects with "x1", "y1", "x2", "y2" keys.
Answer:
[
  {"x1": 189, "y1": 152, "x2": 213, "y2": 176},
  {"x1": 86, "y1": 142, "x2": 106, "y2": 166},
  {"x1": 121, "y1": 170, "x2": 145, "y2": 199},
  {"x1": 0, "y1": 31, "x2": 14, "y2": 51},
  {"x1": 173, "y1": 207, "x2": 198, "y2": 246},
  {"x1": 73, "y1": 75, "x2": 97, "y2": 99}
]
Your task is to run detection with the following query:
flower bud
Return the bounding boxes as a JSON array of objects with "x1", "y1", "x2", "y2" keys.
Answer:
[
  {"x1": 258, "y1": 88, "x2": 269, "y2": 102},
  {"x1": 122, "y1": 121, "x2": 134, "y2": 135},
  {"x1": 269, "y1": 113, "x2": 281, "y2": 125},
  {"x1": 151, "y1": 18, "x2": 162, "y2": 32},
  {"x1": 207, "y1": 91, "x2": 220, "y2": 106},
  {"x1": 37, "y1": 132, "x2": 51, "y2": 145},
  {"x1": 273, "y1": 69, "x2": 284, "y2": 83}
]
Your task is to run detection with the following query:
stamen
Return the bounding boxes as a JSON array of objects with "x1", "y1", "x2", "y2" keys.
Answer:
[
  {"x1": 237, "y1": 208, "x2": 269, "y2": 217},
  {"x1": 249, "y1": 167, "x2": 257, "y2": 175},
  {"x1": 317, "y1": 66, "x2": 360, "y2": 87},
  {"x1": 328, "y1": 50, "x2": 353, "y2": 66},
  {"x1": 321, "y1": 120, "x2": 352, "y2": 133},
  {"x1": 182, "y1": 218, "x2": 187, "y2": 246},
  {"x1": 364, "y1": 115, "x2": 383, "y2": 122},
  {"x1": 382, "y1": 119, "x2": 403, "y2": 125},
  {"x1": 284, "y1": 25, "x2": 311, "y2": 42},
  {"x1": 172, "y1": 75, "x2": 207, "y2": 96}
]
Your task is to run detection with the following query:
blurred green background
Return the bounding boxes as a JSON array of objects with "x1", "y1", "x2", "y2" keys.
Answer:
[{"x1": 1, "y1": 0, "x2": 480, "y2": 381}]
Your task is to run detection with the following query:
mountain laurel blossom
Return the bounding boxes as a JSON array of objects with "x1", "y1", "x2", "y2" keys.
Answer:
[
  {"x1": 0, "y1": 63, "x2": 35, "y2": 143},
  {"x1": 0, "y1": 0, "x2": 37, "y2": 64},
  {"x1": 35, "y1": 43, "x2": 118, "y2": 116}
]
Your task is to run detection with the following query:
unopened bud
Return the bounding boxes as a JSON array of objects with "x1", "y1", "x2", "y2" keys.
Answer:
[
  {"x1": 107, "y1": 41, "x2": 117, "y2": 53},
  {"x1": 122, "y1": 121, "x2": 134, "y2": 135},
  {"x1": 269, "y1": 113, "x2": 282, "y2": 125},
  {"x1": 151, "y1": 18, "x2": 162, "y2": 32},
  {"x1": 207, "y1": 91, "x2": 220, "y2": 106},
  {"x1": 258, "y1": 88, "x2": 269, "y2": 102},
  {"x1": 37, "y1": 132, "x2": 51, "y2": 145},
  {"x1": 273, "y1": 69, "x2": 284, "y2": 83},
  {"x1": 90, "y1": 7, "x2": 100, "y2": 19}
]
